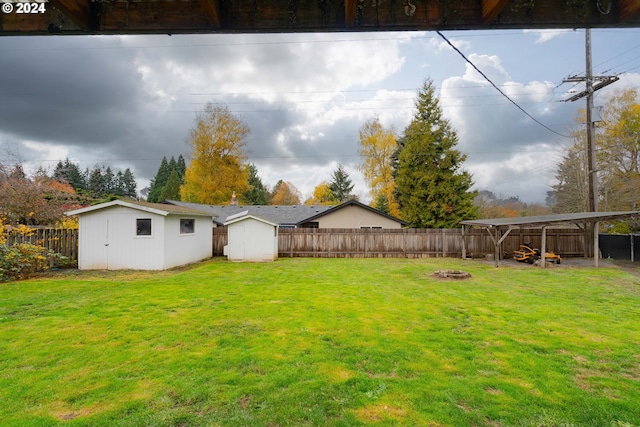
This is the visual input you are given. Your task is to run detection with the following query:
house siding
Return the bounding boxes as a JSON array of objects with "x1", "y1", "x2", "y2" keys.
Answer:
[
  {"x1": 163, "y1": 215, "x2": 212, "y2": 269},
  {"x1": 227, "y1": 217, "x2": 278, "y2": 261},
  {"x1": 74, "y1": 203, "x2": 212, "y2": 270},
  {"x1": 77, "y1": 206, "x2": 165, "y2": 270},
  {"x1": 316, "y1": 204, "x2": 403, "y2": 229}
]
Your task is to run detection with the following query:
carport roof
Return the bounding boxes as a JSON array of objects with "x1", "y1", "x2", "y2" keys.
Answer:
[{"x1": 460, "y1": 211, "x2": 640, "y2": 228}]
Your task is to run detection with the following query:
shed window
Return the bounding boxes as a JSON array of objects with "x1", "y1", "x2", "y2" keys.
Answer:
[
  {"x1": 180, "y1": 218, "x2": 195, "y2": 234},
  {"x1": 136, "y1": 218, "x2": 152, "y2": 236}
]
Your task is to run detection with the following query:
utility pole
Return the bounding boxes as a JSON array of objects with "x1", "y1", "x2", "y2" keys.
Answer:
[
  {"x1": 563, "y1": 28, "x2": 619, "y2": 213},
  {"x1": 563, "y1": 28, "x2": 619, "y2": 265}
]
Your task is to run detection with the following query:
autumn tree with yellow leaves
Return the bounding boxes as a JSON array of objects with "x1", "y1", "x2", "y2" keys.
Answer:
[
  {"x1": 305, "y1": 182, "x2": 337, "y2": 206},
  {"x1": 358, "y1": 116, "x2": 400, "y2": 217},
  {"x1": 270, "y1": 180, "x2": 301, "y2": 205},
  {"x1": 181, "y1": 103, "x2": 250, "y2": 204},
  {"x1": 552, "y1": 88, "x2": 640, "y2": 219}
]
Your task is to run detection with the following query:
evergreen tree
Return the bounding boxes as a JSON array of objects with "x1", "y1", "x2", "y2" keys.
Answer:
[
  {"x1": 373, "y1": 193, "x2": 390, "y2": 214},
  {"x1": 243, "y1": 164, "x2": 268, "y2": 205},
  {"x1": 393, "y1": 80, "x2": 477, "y2": 228},
  {"x1": 114, "y1": 171, "x2": 125, "y2": 196},
  {"x1": 87, "y1": 165, "x2": 106, "y2": 197},
  {"x1": 328, "y1": 164, "x2": 355, "y2": 203},
  {"x1": 160, "y1": 169, "x2": 181, "y2": 201},
  {"x1": 147, "y1": 157, "x2": 171, "y2": 202},
  {"x1": 53, "y1": 158, "x2": 87, "y2": 192},
  {"x1": 103, "y1": 166, "x2": 115, "y2": 195},
  {"x1": 120, "y1": 168, "x2": 137, "y2": 198},
  {"x1": 168, "y1": 156, "x2": 178, "y2": 174},
  {"x1": 177, "y1": 155, "x2": 186, "y2": 182}
]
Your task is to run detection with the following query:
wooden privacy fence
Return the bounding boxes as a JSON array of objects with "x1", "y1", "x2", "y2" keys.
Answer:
[
  {"x1": 5, "y1": 228, "x2": 79, "y2": 260},
  {"x1": 3, "y1": 227, "x2": 586, "y2": 262},
  {"x1": 213, "y1": 227, "x2": 587, "y2": 259}
]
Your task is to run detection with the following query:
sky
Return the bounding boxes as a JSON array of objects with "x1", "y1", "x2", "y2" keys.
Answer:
[{"x1": 1, "y1": 28, "x2": 640, "y2": 205}]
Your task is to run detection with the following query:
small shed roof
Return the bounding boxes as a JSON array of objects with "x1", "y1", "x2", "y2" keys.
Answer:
[
  {"x1": 66, "y1": 199, "x2": 214, "y2": 217},
  {"x1": 224, "y1": 211, "x2": 278, "y2": 227},
  {"x1": 460, "y1": 211, "x2": 640, "y2": 228}
]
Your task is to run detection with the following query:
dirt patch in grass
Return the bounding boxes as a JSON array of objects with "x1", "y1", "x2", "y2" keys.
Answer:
[
  {"x1": 51, "y1": 402, "x2": 95, "y2": 421},
  {"x1": 354, "y1": 404, "x2": 407, "y2": 422},
  {"x1": 318, "y1": 363, "x2": 355, "y2": 382}
]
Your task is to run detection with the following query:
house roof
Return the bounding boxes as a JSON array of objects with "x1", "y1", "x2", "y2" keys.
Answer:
[
  {"x1": 164, "y1": 200, "x2": 333, "y2": 226},
  {"x1": 66, "y1": 199, "x2": 214, "y2": 217},
  {"x1": 224, "y1": 210, "x2": 278, "y2": 227},
  {"x1": 296, "y1": 199, "x2": 409, "y2": 226}
]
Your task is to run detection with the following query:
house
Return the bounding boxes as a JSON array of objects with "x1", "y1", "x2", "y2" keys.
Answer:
[
  {"x1": 295, "y1": 200, "x2": 408, "y2": 228},
  {"x1": 163, "y1": 199, "x2": 408, "y2": 229},
  {"x1": 224, "y1": 211, "x2": 278, "y2": 262},
  {"x1": 66, "y1": 199, "x2": 214, "y2": 270}
]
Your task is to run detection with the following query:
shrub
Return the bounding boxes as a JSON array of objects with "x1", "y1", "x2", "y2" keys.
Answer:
[
  {"x1": 0, "y1": 243, "x2": 60, "y2": 282},
  {"x1": 0, "y1": 219, "x2": 70, "y2": 282}
]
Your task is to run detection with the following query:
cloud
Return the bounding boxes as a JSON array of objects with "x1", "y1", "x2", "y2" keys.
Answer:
[
  {"x1": 439, "y1": 53, "x2": 577, "y2": 203},
  {"x1": 428, "y1": 36, "x2": 471, "y2": 54},
  {"x1": 523, "y1": 29, "x2": 574, "y2": 44},
  {"x1": 1, "y1": 30, "x2": 636, "y2": 205},
  {"x1": 0, "y1": 33, "x2": 413, "y2": 201}
]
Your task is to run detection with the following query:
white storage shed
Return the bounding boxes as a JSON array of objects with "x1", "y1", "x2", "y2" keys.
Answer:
[
  {"x1": 66, "y1": 199, "x2": 214, "y2": 270},
  {"x1": 224, "y1": 211, "x2": 278, "y2": 262}
]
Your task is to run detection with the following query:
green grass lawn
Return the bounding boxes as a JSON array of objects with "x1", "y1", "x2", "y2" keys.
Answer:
[{"x1": 1, "y1": 258, "x2": 639, "y2": 427}]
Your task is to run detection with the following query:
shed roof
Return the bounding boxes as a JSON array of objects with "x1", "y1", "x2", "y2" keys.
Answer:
[
  {"x1": 460, "y1": 211, "x2": 640, "y2": 228},
  {"x1": 224, "y1": 211, "x2": 278, "y2": 227},
  {"x1": 66, "y1": 199, "x2": 214, "y2": 217}
]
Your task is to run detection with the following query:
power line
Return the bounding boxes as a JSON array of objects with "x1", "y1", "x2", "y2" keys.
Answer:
[{"x1": 436, "y1": 30, "x2": 570, "y2": 139}]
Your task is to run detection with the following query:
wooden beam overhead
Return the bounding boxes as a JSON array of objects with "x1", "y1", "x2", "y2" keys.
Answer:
[
  {"x1": 48, "y1": 0, "x2": 93, "y2": 31},
  {"x1": 620, "y1": 0, "x2": 640, "y2": 21},
  {"x1": 345, "y1": 0, "x2": 357, "y2": 27},
  {"x1": 1, "y1": 0, "x2": 640, "y2": 36},
  {"x1": 198, "y1": 0, "x2": 221, "y2": 29},
  {"x1": 482, "y1": 0, "x2": 511, "y2": 24}
]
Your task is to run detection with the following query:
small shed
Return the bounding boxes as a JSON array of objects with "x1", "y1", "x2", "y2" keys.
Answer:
[
  {"x1": 66, "y1": 199, "x2": 213, "y2": 270},
  {"x1": 224, "y1": 211, "x2": 278, "y2": 262}
]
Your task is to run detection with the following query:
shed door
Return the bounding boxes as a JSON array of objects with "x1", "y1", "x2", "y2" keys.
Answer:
[
  {"x1": 104, "y1": 219, "x2": 110, "y2": 269},
  {"x1": 102, "y1": 216, "x2": 129, "y2": 270},
  {"x1": 233, "y1": 225, "x2": 245, "y2": 259}
]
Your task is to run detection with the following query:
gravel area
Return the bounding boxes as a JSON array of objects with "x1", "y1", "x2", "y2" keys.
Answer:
[{"x1": 467, "y1": 255, "x2": 640, "y2": 276}]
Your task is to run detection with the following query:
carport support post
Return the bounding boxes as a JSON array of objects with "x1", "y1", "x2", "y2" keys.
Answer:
[
  {"x1": 540, "y1": 226, "x2": 547, "y2": 268},
  {"x1": 485, "y1": 226, "x2": 514, "y2": 267},
  {"x1": 494, "y1": 229, "x2": 500, "y2": 267},
  {"x1": 461, "y1": 225, "x2": 466, "y2": 259},
  {"x1": 594, "y1": 221, "x2": 600, "y2": 268}
]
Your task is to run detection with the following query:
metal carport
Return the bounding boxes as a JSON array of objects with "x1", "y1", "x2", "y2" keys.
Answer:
[{"x1": 460, "y1": 211, "x2": 639, "y2": 268}]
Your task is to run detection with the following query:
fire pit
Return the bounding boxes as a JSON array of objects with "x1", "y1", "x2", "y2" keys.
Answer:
[{"x1": 432, "y1": 270, "x2": 471, "y2": 280}]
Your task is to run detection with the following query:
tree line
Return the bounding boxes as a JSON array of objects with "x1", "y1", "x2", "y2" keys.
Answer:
[
  {"x1": 4, "y1": 80, "x2": 637, "y2": 230},
  {"x1": 0, "y1": 161, "x2": 137, "y2": 226},
  {"x1": 146, "y1": 80, "x2": 479, "y2": 228},
  {"x1": 551, "y1": 87, "x2": 640, "y2": 232}
]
